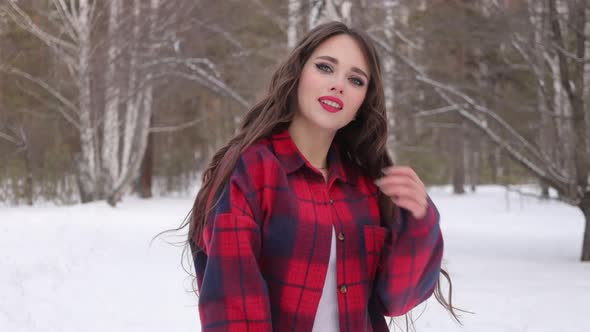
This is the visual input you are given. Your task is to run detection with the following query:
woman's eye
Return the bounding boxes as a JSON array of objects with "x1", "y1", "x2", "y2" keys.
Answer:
[
  {"x1": 315, "y1": 63, "x2": 364, "y2": 86},
  {"x1": 315, "y1": 63, "x2": 332, "y2": 73},
  {"x1": 350, "y1": 77, "x2": 364, "y2": 86}
]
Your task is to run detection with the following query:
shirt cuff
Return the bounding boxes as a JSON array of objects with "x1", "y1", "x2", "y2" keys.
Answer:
[{"x1": 403, "y1": 196, "x2": 440, "y2": 236}]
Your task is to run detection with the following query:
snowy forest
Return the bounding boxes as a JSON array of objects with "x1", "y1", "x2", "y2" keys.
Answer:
[
  {"x1": 2, "y1": 0, "x2": 589, "y2": 259},
  {"x1": 1, "y1": 1, "x2": 590, "y2": 331}
]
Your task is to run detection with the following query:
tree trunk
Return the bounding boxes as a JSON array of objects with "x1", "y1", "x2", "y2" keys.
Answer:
[
  {"x1": 107, "y1": 0, "x2": 159, "y2": 206},
  {"x1": 489, "y1": 147, "x2": 497, "y2": 183},
  {"x1": 383, "y1": 0, "x2": 397, "y2": 161},
  {"x1": 139, "y1": 118, "x2": 154, "y2": 199},
  {"x1": 586, "y1": 5, "x2": 590, "y2": 158},
  {"x1": 308, "y1": 0, "x2": 323, "y2": 30},
  {"x1": 580, "y1": 196, "x2": 590, "y2": 261},
  {"x1": 452, "y1": 127, "x2": 465, "y2": 194},
  {"x1": 101, "y1": 0, "x2": 122, "y2": 197},
  {"x1": 540, "y1": 179, "x2": 550, "y2": 199},
  {"x1": 287, "y1": 0, "x2": 301, "y2": 49},
  {"x1": 77, "y1": 0, "x2": 98, "y2": 202},
  {"x1": 324, "y1": 0, "x2": 352, "y2": 26},
  {"x1": 470, "y1": 139, "x2": 480, "y2": 192},
  {"x1": 77, "y1": 170, "x2": 93, "y2": 203},
  {"x1": 24, "y1": 144, "x2": 33, "y2": 206},
  {"x1": 529, "y1": 0, "x2": 555, "y2": 191},
  {"x1": 120, "y1": 0, "x2": 142, "y2": 178}
]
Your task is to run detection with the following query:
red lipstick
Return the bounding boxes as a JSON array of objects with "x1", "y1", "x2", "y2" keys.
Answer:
[{"x1": 318, "y1": 96, "x2": 344, "y2": 113}]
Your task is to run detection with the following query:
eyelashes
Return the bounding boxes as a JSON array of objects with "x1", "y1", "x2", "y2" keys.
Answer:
[
  {"x1": 314, "y1": 63, "x2": 365, "y2": 87},
  {"x1": 350, "y1": 77, "x2": 365, "y2": 87},
  {"x1": 315, "y1": 63, "x2": 333, "y2": 73}
]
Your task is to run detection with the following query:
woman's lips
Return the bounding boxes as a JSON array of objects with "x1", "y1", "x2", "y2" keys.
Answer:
[
  {"x1": 318, "y1": 96, "x2": 344, "y2": 113},
  {"x1": 319, "y1": 101, "x2": 342, "y2": 113}
]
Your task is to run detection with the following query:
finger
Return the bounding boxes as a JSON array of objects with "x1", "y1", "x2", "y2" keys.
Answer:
[
  {"x1": 383, "y1": 166, "x2": 413, "y2": 176},
  {"x1": 375, "y1": 175, "x2": 424, "y2": 198},
  {"x1": 377, "y1": 184, "x2": 427, "y2": 208},
  {"x1": 386, "y1": 185, "x2": 427, "y2": 206},
  {"x1": 394, "y1": 197, "x2": 426, "y2": 219},
  {"x1": 374, "y1": 174, "x2": 415, "y2": 188},
  {"x1": 383, "y1": 169, "x2": 423, "y2": 189},
  {"x1": 377, "y1": 183, "x2": 414, "y2": 199}
]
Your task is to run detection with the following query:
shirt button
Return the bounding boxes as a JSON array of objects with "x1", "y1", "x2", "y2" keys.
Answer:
[
  {"x1": 339, "y1": 285, "x2": 348, "y2": 294},
  {"x1": 329, "y1": 199, "x2": 334, "y2": 205},
  {"x1": 337, "y1": 232, "x2": 344, "y2": 241}
]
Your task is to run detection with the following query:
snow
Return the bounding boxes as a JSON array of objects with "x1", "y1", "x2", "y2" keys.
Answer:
[{"x1": 1, "y1": 185, "x2": 589, "y2": 331}]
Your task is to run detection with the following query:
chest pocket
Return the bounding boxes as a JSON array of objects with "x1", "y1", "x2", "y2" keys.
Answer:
[{"x1": 362, "y1": 225, "x2": 388, "y2": 281}]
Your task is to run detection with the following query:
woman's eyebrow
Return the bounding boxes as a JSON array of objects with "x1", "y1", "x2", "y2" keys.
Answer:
[{"x1": 315, "y1": 55, "x2": 369, "y2": 80}]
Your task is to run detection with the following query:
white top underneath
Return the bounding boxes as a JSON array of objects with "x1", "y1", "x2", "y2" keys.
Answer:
[{"x1": 312, "y1": 226, "x2": 340, "y2": 331}]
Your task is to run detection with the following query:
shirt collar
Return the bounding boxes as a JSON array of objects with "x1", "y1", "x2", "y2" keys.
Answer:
[{"x1": 269, "y1": 128, "x2": 357, "y2": 185}]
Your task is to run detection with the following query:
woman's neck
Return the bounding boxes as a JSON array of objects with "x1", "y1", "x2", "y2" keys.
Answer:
[{"x1": 287, "y1": 119, "x2": 334, "y2": 170}]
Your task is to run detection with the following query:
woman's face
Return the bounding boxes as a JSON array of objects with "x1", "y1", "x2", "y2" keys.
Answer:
[{"x1": 293, "y1": 34, "x2": 370, "y2": 134}]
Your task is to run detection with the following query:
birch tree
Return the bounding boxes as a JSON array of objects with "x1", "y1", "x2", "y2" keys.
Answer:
[
  {"x1": 383, "y1": 0, "x2": 398, "y2": 160},
  {"x1": 308, "y1": 0, "x2": 352, "y2": 30},
  {"x1": 0, "y1": 0, "x2": 100, "y2": 201},
  {"x1": 308, "y1": 0, "x2": 323, "y2": 30},
  {"x1": 0, "y1": 122, "x2": 33, "y2": 205},
  {"x1": 288, "y1": 0, "x2": 301, "y2": 49},
  {"x1": 0, "y1": 0, "x2": 247, "y2": 205},
  {"x1": 372, "y1": 0, "x2": 590, "y2": 261},
  {"x1": 101, "y1": 0, "x2": 122, "y2": 199}
]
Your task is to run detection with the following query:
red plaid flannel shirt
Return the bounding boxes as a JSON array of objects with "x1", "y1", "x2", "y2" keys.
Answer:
[{"x1": 193, "y1": 128, "x2": 443, "y2": 332}]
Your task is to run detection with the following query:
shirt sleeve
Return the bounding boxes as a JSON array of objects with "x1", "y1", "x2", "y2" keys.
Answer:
[
  {"x1": 373, "y1": 196, "x2": 444, "y2": 317},
  {"x1": 194, "y1": 170, "x2": 273, "y2": 331}
]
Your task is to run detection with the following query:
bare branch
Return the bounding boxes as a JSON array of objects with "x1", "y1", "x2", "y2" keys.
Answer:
[
  {"x1": 0, "y1": 130, "x2": 20, "y2": 145},
  {"x1": 370, "y1": 33, "x2": 573, "y2": 193},
  {"x1": 2, "y1": 1, "x2": 77, "y2": 56},
  {"x1": 168, "y1": 70, "x2": 250, "y2": 108},
  {"x1": 414, "y1": 105, "x2": 463, "y2": 117},
  {"x1": 149, "y1": 116, "x2": 207, "y2": 133},
  {"x1": 197, "y1": 23, "x2": 246, "y2": 51},
  {"x1": 0, "y1": 123, "x2": 26, "y2": 152},
  {"x1": 141, "y1": 57, "x2": 222, "y2": 79},
  {"x1": 0, "y1": 65, "x2": 80, "y2": 129},
  {"x1": 248, "y1": 0, "x2": 287, "y2": 33},
  {"x1": 548, "y1": 0, "x2": 574, "y2": 99},
  {"x1": 505, "y1": 184, "x2": 579, "y2": 205},
  {"x1": 50, "y1": 0, "x2": 80, "y2": 42}
]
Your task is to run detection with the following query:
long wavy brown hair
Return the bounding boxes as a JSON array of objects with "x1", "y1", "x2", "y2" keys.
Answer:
[{"x1": 172, "y1": 21, "x2": 464, "y2": 328}]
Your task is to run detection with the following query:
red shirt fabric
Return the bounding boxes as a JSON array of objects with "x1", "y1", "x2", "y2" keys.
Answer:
[{"x1": 193, "y1": 128, "x2": 444, "y2": 332}]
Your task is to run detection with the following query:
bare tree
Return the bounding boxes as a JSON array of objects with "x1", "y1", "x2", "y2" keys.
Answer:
[
  {"x1": 383, "y1": 0, "x2": 398, "y2": 160},
  {"x1": 101, "y1": 0, "x2": 122, "y2": 199},
  {"x1": 288, "y1": 0, "x2": 301, "y2": 49},
  {"x1": 0, "y1": 122, "x2": 33, "y2": 205},
  {"x1": 308, "y1": 0, "x2": 352, "y2": 29},
  {"x1": 372, "y1": 0, "x2": 590, "y2": 260},
  {"x1": 0, "y1": 0, "x2": 248, "y2": 205}
]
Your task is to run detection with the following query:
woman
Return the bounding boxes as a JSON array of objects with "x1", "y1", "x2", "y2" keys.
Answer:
[{"x1": 188, "y1": 21, "x2": 458, "y2": 331}]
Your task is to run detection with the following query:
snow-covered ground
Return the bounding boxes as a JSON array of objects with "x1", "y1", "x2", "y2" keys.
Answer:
[{"x1": 1, "y1": 185, "x2": 589, "y2": 332}]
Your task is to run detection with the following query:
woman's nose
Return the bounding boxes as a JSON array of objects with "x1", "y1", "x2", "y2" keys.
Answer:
[{"x1": 330, "y1": 84, "x2": 343, "y2": 94}]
